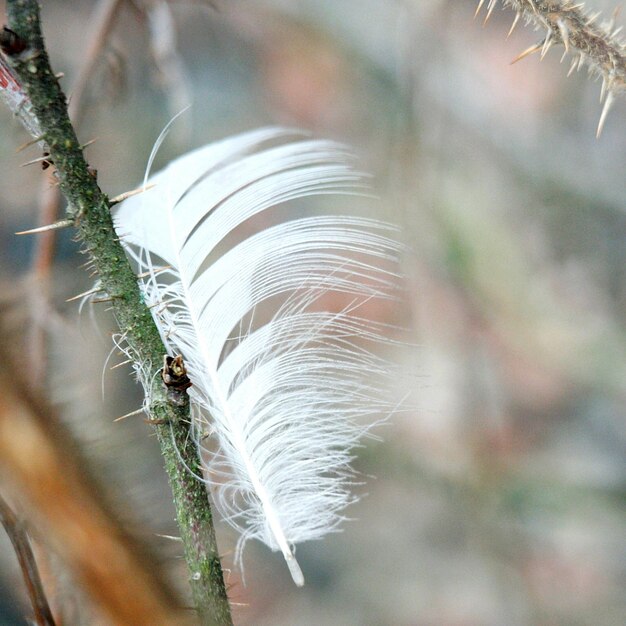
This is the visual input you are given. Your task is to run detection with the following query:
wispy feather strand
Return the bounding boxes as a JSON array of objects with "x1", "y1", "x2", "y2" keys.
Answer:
[{"x1": 114, "y1": 127, "x2": 404, "y2": 585}]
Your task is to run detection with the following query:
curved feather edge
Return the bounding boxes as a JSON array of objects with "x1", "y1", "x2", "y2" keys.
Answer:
[{"x1": 114, "y1": 128, "x2": 406, "y2": 586}]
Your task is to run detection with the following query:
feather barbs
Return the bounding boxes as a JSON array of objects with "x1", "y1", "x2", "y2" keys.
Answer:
[{"x1": 114, "y1": 128, "x2": 404, "y2": 586}]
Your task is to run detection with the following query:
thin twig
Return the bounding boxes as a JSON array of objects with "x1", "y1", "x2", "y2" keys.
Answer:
[
  {"x1": 0, "y1": 495, "x2": 56, "y2": 626},
  {"x1": 68, "y1": 0, "x2": 125, "y2": 124},
  {"x1": 144, "y1": 0, "x2": 193, "y2": 143},
  {"x1": 2, "y1": 3, "x2": 232, "y2": 624}
]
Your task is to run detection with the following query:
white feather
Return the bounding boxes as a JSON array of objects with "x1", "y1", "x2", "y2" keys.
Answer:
[{"x1": 114, "y1": 128, "x2": 403, "y2": 586}]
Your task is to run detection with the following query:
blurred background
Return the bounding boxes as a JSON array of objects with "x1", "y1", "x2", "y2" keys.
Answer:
[{"x1": 0, "y1": 0, "x2": 625, "y2": 624}]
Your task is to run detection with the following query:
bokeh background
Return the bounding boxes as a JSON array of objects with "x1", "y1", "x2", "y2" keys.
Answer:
[{"x1": 0, "y1": 1, "x2": 625, "y2": 624}]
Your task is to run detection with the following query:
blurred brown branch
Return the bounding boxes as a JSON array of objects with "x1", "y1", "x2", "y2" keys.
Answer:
[{"x1": 0, "y1": 312, "x2": 188, "y2": 626}]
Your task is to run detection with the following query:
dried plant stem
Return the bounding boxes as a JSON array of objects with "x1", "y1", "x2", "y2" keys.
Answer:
[
  {"x1": 2, "y1": 2, "x2": 232, "y2": 624},
  {"x1": 0, "y1": 495, "x2": 56, "y2": 626},
  {"x1": 480, "y1": 0, "x2": 626, "y2": 134}
]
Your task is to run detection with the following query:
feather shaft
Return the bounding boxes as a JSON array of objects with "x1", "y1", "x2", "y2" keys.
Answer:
[{"x1": 160, "y1": 154, "x2": 305, "y2": 582}]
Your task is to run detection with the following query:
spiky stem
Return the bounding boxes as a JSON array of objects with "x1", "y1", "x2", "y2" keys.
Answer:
[
  {"x1": 480, "y1": 0, "x2": 626, "y2": 134},
  {"x1": 1, "y1": 2, "x2": 232, "y2": 624}
]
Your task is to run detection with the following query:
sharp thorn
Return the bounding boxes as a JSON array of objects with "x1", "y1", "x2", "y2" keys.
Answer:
[
  {"x1": 136, "y1": 265, "x2": 172, "y2": 279},
  {"x1": 16, "y1": 134, "x2": 46, "y2": 153},
  {"x1": 115, "y1": 330, "x2": 129, "y2": 343},
  {"x1": 109, "y1": 183, "x2": 156, "y2": 205},
  {"x1": 148, "y1": 299, "x2": 171, "y2": 309},
  {"x1": 110, "y1": 359, "x2": 133, "y2": 370},
  {"x1": 474, "y1": 0, "x2": 486, "y2": 19},
  {"x1": 91, "y1": 297, "x2": 115, "y2": 303},
  {"x1": 587, "y1": 11, "x2": 601, "y2": 25},
  {"x1": 541, "y1": 33, "x2": 553, "y2": 59},
  {"x1": 21, "y1": 155, "x2": 51, "y2": 167},
  {"x1": 114, "y1": 408, "x2": 145, "y2": 422},
  {"x1": 596, "y1": 92, "x2": 614, "y2": 138},
  {"x1": 66, "y1": 287, "x2": 103, "y2": 302},
  {"x1": 557, "y1": 19, "x2": 570, "y2": 53},
  {"x1": 16, "y1": 219, "x2": 73, "y2": 235},
  {"x1": 55, "y1": 72, "x2": 64, "y2": 79},
  {"x1": 510, "y1": 42, "x2": 542, "y2": 65},
  {"x1": 154, "y1": 534, "x2": 183, "y2": 542},
  {"x1": 507, "y1": 12, "x2": 521, "y2": 38},
  {"x1": 483, "y1": 0, "x2": 497, "y2": 25},
  {"x1": 80, "y1": 138, "x2": 98, "y2": 150},
  {"x1": 567, "y1": 58, "x2": 577, "y2": 76}
]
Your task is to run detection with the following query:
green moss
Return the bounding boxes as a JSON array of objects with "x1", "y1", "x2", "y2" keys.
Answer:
[{"x1": 5, "y1": 2, "x2": 232, "y2": 623}]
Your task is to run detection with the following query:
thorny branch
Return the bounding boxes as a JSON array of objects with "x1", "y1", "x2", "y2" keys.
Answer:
[
  {"x1": 1, "y1": 1, "x2": 232, "y2": 624},
  {"x1": 25, "y1": 0, "x2": 190, "y2": 389},
  {"x1": 478, "y1": 0, "x2": 626, "y2": 135}
]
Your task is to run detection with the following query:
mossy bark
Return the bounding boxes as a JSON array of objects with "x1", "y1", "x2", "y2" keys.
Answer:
[{"x1": 3, "y1": 2, "x2": 232, "y2": 624}]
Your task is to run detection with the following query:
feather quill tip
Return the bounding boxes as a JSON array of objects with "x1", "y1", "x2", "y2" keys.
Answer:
[{"x1": 286, "y1": 554, "x2": 305, "y2": 587}]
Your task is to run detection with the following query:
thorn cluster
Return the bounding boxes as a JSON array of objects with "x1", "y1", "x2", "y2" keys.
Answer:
[{"x1": 477, "y1": 0, "x2": 626, "y2": 135}]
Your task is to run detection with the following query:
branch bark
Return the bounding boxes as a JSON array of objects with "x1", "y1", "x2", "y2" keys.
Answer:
[{"x1": 1, "y1": 2, "x2": 232, "y2": 624}]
